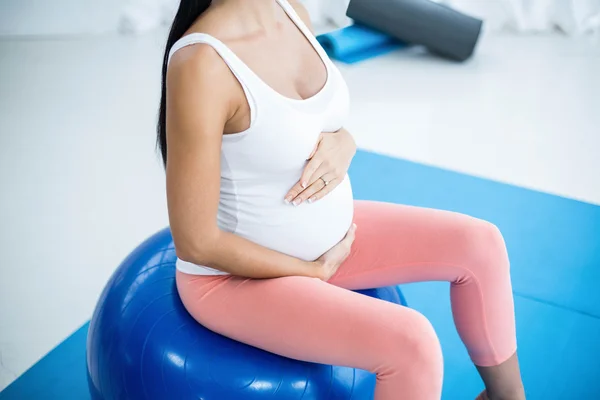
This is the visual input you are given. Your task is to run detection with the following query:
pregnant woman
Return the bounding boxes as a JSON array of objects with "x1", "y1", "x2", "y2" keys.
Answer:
[{"x1": 159, "y1": 1, "x2": 526, "y2": 399}]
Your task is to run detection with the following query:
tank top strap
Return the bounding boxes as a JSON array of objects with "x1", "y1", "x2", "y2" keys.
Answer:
[{"x1": 167, "y1": 32, "x2": 259, "y2": 125}]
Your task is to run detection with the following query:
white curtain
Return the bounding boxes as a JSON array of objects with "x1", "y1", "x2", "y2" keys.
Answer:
[
  {"x1": 119, "y1": 0, "x2": 600, "y2": 36},
  {"x1": 117, "y1": 0, "x2": 349, "y2": 33},
  {"x1": 119, "y1": 0, "x2": 177, "y2": 34},
  {"x1": 445, "y1": 0, "x2": 600, "y2": 35}
]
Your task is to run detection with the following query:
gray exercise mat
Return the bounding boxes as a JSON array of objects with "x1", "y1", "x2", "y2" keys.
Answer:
[{"x1": 346, "y1": 0, "x2": 483, "y2": 61}]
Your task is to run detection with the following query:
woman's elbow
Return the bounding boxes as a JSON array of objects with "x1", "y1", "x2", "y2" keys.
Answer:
[
  {"x1": 175, "y1": 245, "x2": 204, "y2": 265},
  {"x1": 173, "y1": 229, "x2": 220, "y2": 265}
]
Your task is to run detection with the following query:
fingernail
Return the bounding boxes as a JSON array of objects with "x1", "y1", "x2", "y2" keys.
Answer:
[
  {"x1": 301, "y1": 182, "x2": 307, "y2": 188},
  {"x1": 308, "y1": 197, "x2": 315, "y2": 203},
  {"x1": 293, "y1": 199, "x2": 302, "y2": 206},
  {"x1": 284, "y1": 198, "x2": 290, "y2": 204}
]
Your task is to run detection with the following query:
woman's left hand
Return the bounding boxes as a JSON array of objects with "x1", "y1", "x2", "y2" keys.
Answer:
[{"x1": 285, "y1": 128, "x2": 357, "y2": 206}]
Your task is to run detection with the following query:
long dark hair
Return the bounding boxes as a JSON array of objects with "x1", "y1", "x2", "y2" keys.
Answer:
[{"x1": 157, "y1": 0, "x2": 212, "y2": 168}]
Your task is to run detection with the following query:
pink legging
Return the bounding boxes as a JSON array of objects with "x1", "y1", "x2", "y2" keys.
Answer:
[{"x1": 176, "y1": 200, "x2": 517, "y2": 400}]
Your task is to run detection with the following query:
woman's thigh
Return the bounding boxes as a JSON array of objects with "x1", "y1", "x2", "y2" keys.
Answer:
[
  {"x1": 176, "y1": 271, "x2": 441, "y2": 374},
  {"x1": 329, "y1": 200, "x2": 508, "y2": 290}
]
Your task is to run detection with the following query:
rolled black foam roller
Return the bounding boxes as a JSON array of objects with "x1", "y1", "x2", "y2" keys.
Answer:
[{"x1": 346, "y1": 0, "x2": 483, "y2": 61}]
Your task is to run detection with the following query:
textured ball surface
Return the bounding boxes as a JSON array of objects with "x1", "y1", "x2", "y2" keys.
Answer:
[{"x1": 86, "y1": 228, "x2": 407, "y2": 400}]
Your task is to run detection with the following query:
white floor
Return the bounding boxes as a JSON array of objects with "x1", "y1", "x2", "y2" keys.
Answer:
[{"x1": 0, "y1": 30, "x2": 599, "y2": 391}]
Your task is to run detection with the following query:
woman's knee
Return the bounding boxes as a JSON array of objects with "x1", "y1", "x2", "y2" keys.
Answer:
[
  {"x1": 456, "y1": 217, "x2": 510, "y2": 278},
  {"x1": 378, "y1": 310, "x2": 443, "y2": 374}
]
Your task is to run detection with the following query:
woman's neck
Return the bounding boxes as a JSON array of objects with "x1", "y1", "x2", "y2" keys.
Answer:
[{"x1": 212, "y1": 0, "x2": 283, "y2": 34}]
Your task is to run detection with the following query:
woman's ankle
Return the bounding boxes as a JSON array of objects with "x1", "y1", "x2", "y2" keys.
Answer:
[
  {"x1": 475, "y1": 353, "x2": 525, "y2": 400},
  {"x1": 486, "y1": 386, "x2": 525, "y2": 400},
  {"x1": 475, "y1": 390, "x2": 489, "y2": 400}
]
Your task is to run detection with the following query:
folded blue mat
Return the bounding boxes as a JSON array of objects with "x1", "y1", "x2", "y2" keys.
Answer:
[{"x1": 317, "y1": 24, "x2": 406, "y2": 64}]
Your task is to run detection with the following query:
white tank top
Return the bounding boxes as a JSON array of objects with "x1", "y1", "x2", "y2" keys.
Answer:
[{"x1": 168, "y1": 0, "x2": 354, "y2": 275}]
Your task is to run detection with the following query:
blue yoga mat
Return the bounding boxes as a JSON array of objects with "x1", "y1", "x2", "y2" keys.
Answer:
[
  {"x1": 317, "y1": 24, "x2": 406, "y2": 64},
  {"x1": 2, "y1": 151, "x2": 600, "y2": 399}
]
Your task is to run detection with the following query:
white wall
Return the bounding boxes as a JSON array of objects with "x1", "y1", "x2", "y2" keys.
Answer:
[
  {"x1": 0, "y1": 0, "x2": 122, "y2": 36},
  {"x1": 4, "y1": 0, "x2": 598, "y2": 37}
]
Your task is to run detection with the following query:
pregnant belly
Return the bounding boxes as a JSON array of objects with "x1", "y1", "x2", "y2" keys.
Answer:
[{"x1": 230, "y1": 177, "x2": 355, "y2": 261}]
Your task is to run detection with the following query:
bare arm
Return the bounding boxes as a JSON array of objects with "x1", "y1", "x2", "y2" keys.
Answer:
[{"x1": 166, "y1": 45, "x2": 323, "y2": 279}]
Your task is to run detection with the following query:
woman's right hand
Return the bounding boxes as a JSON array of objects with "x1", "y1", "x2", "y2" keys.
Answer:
[{"x1": 314, "y1": 223, "x2": 357, "y2": 281}]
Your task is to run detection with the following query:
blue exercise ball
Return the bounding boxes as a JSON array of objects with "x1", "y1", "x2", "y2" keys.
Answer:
[{"x1": 86, "y1": 228, "x2": 407, "y2": 400}]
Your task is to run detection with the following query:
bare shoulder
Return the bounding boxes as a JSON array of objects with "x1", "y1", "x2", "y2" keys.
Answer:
[
  {"x1": 166, "y1": 42, "x2": 238, "y2": 129},
  {"x1": 287, "y1": 0, "x2": 314, "y2": 33},
  {"x1": 166, "y1": 4, "x2": 240, "y2": 94},
  {"x1": 167, "y1": 43, "x2": 230, "y2": 90}
]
